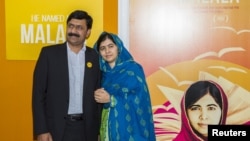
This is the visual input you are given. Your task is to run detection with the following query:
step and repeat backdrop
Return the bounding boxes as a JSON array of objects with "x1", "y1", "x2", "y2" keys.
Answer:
[{"x1": 5, "y1": 0, "x2": 102, "y2": 60}]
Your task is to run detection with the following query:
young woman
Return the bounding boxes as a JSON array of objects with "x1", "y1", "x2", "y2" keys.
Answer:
[
  {"x1": 174, "y1": 80, "x2": 228, "y2": 141},
  {"x1": 93, "y1": 31, "x2": 156, "y2": 141}
]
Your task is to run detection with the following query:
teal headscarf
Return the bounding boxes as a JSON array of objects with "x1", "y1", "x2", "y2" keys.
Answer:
[
  {"x1": 94, "y1": 31, "x2": 134, "y2": 72},
  {"x1": 94, "y1": 32, "x2": 156, "y2": 141}
]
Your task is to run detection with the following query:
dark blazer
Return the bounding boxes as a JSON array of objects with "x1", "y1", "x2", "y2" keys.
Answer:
[{"x1": 32, "y1": 42, "x2": 102, "y2": 141}]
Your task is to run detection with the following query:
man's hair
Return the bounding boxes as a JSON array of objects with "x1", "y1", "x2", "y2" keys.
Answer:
[{"x1": 66, "y1": 10, "x2": 93, "y2": 29}]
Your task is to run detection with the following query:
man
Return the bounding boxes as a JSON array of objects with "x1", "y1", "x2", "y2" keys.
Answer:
[{"x1": 32, "y1": 10, "x2": 102, "y2": 141}]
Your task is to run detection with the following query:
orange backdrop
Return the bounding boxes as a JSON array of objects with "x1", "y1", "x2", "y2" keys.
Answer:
[{"x1": 0, "y1": 0, "x2": 117, "y2": 140}]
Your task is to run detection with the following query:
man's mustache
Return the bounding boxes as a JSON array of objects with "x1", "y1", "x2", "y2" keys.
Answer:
[{"x1": 68, "y1": 33, "x2": 80, "y2": 37}]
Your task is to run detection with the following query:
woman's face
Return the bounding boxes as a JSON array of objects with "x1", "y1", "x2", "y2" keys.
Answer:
[
  {"x1": 187, "y1": 93, "x2": 222, "y2": 137},
  {"x1": 99, "y1": 38, "x2": 119, "y2": 68}
]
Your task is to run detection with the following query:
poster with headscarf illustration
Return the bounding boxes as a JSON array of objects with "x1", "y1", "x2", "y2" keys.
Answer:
[{"x1": 129, "y1": 0, "x2": 250, "y2": 140}]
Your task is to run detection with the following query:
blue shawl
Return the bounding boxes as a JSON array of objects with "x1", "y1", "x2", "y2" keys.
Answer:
[{"x1": 94, "y1": 32, "x2": 156, "y2": 141}]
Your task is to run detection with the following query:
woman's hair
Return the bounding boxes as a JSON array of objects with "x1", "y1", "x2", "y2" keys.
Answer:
[
  {"x1": 185, "y1": 80, "x2": 223, "y2": 110},
  {"x1": 95, "y1": 32, "x2": 116, "y2": 52}
]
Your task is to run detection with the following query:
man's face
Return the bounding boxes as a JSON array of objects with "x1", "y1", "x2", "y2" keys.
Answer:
[{"x1": 66, "y1": 19, "x2": 91, "y2": 47}]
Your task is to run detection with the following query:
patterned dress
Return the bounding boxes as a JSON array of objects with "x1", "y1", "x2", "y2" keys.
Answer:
[{"x1": 94, "y1": 32, "x2": 156, "y2": 141}]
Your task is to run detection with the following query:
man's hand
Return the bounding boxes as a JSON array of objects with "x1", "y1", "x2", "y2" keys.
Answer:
[{"x1": 37, "y1": 133, "x2": 53, "y2": 141}]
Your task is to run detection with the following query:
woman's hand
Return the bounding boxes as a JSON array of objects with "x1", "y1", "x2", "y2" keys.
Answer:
[{"x1": 94, "y1": 88, "x2": 110, "y2": 103}]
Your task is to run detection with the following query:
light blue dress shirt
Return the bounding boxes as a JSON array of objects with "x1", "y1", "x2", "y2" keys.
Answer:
[{"x1": 67, "y1": 43, "x2": 85, "y2": 114}]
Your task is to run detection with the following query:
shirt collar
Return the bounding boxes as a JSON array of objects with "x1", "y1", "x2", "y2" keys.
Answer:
[{"x1": 66, "y1": 42, "x2": 86, "y2": 53}]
